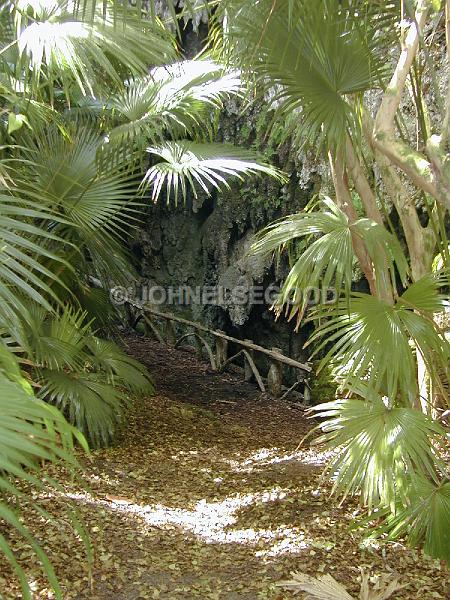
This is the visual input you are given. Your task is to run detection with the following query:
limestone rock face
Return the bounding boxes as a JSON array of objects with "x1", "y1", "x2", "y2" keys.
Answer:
[{"x1": 130, "y1": 106, "x2": 316, "y2": 369}]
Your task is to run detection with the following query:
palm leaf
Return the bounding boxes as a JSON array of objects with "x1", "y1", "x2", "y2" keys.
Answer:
[
  {"x1": 307, "y1": 275, "x2": 449, "y2": 401},
  {"x1": 13, "y1": 0, "x2": 176, "y2": 96},
  {"x1": 278, "y1": 569, "x2": 404, "y2": 599},
  {"x1": 0, "y1": 193, "x2": 73, "y2": 344},
  {"x1": 0, "y1": 344, "x2": 87, "y2": 599},
  {"x1": 381, "y1": 476, "x2": 450, "y2": 564},
  {"x1": 108, "y1": 60, "x2": 242, "y2": 144},
  {"x1": 20, "y1": 126, "x2": 142, "y2": 233},
  {"x1": 19, "y1": 307, "x2": 146, "y2": 446},
  {"x1": 86, "y1": 337, "x2": 154, "y2": 393},
  {"x1": 279, "y1": 572, "x2": 354, "y2": 599},
  {"x1": 251, "y1": 197, "x2": 408, "y2": 324},
  {"x1": 21, "y1": 305, "x2": 91, "y2": 371},
  {"x1": 17, "y1": 125, "x2": 143, "y2": 285},
  {"x1": 143, "y1": 141, "x2": 284, "y2": 203},
  {"x1": 309, "y1": 382, "x2": 446, "y2": 508},
  {"x1": 220, "y1": 0, "x2": 388, "y2": 150},
  {"x1": 40, "y1": 369, "x2": 126, "y2": 447}
]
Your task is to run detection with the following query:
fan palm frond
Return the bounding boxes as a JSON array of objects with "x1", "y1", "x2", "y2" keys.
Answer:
[
  {"x1": 251, "y1": 197, "x2": 408, "y2": 323},
  {"x1": 309, "y1": 382, "x2": 446, "y2": 508},
  {"x1": 21, "y1": 126, "x2": 142, "y2": 232},
  {"x1": 143, "y1": 141, "x2": 284, "y2": 203},
  {"x1": 278, "y1": 568, "x2": 404, "y2": 599},
  {"x1": 17, "y1": 125, "x2": 143, "y2": 285},
  {"x1": 21, "y1": 305, "x2": 91, "y2": 371},
  {"x1": 23, "y1": 307, "x2": 152, "y2": 446},
  {"x1": 279, "y1": 572, "x2": 354, "y2": 599},
  {"x1": 40, "y1": 369, "x2": 125, "y2": 447},
  {"x1": 220, "y1": 0, "x2": 388, "y2": 150},
  {"x1": 0, "y1": 344, "x2": 87, "y2": 599},
  {"x1": 307, "y1": 274, "x2": 449, "y2": 401},
  {"x1": 13, "y1": 0, "x2": 176, "y2": 95},
  {"x1": 0, "y1": 192, "x2": 73, "y2": 343},
  {"x1": 108, "y1": 60, "x2": 242, "y2": 144},
  {"x1": 251, "y1": 197, "x2": 356, "y2": 320},
  {"x1": 86, "y1": 337, "x2": 154, "y2": 393},
  {"x1": 381, "y1": 476, "x2": 450, "y2": 564}
]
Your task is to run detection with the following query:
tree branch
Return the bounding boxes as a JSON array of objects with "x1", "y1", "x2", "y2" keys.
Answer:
[
  {"x1": 441, "y1": 0, "x2": 450, "y2": 146},
  {"x1": 426, "y1": 135, "x2": 450, "y2": 211},
  {"x1": 375, "y1": 0, "x2": 430, "y2": 135},
  {"x1": 329, "y1": 153, "x2": 379, "y2": 299},
  {"x1": 376, "y1": 148, "x2": 436, "y2": 279},
  {"x1": 363, "y1": 111, "x2": 436, "y2": 280},
  {"x1": 370, "y1": 0, "x2": 450, "y2": 212},
  {"x1": 373, "y1": 136, "x2": 439, "y2": 198}
]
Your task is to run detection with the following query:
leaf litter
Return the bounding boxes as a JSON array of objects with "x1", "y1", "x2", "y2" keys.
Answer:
[{"x1": 0, "y1": 335, "x2": 448, "y2": 599}]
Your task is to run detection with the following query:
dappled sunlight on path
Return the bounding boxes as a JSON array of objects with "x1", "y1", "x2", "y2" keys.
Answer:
[
  {"x1": 1, "y1": 336, "x2": 448, "y2": 599},
  {"x1": 66, "y1": 487, "x2": 310, "y2": 554}
]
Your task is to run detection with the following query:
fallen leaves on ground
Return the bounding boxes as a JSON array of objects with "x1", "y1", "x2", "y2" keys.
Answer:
[{"x1": 0, "y1": 336, "x2": 448, "y2": 599}]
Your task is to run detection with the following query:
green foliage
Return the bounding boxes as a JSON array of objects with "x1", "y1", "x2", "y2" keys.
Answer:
[
  {"x1": 0, "y1": 345, "x2": 88, "y2": 599},
  {"x1": 16, "y1": 124, "x2": 142, "y2": 285},
  {"x1": 251, "y1": 197, "x2": 409, "y2": 323},
  {"x1": 307, "y1": 274, "x2": 450, "y2": 402},
  {"x1": 218, "y1": 0, "x2": 393, "y2": 151},
  {"x1": 0, "y1": 1, "x2": 285, "y2": 592},
  {"x1": 221, "y1": 0, "x2": 450, "y2": 564},
  {"x1": 381, "y1": 477, "x2": 450, "y2": 563},
  {"x1": 144, "y1": 141, "x2": 284, "y2": 203},
  {"x1": 309, "y1": 362, "x2": 337, "y2": 404},
  {"x1": 0, "y1": 195, "x2": 69, "y2": 324},
  {"x1": 108, "y1": 60, "x2": 242, "y2": 144},
  {"x1": 11, "y1": 303, "x2": 154, "y2": 445},
  {"x1": 310, "y1": 382, "x2": 446, "y2": 508},
  {"x1": 13, "y1": 0, "x2": 176, "y2": 96}
]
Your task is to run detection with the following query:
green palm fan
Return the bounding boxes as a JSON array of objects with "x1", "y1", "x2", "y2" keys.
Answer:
[
  {"x1": 41, "y1": 368, "x2": 126, "y2": 447},
  {"x1": 16, "y1": 125, "x2": 143, "y2": 285},
  {"x1": 250, "y1": 197, "x2": 408, "y2": 324},
  {"x1": 0, "y1": 344, "x2": 88, "y2": 599},
  {"x1": 218, "y1": 0, "x2": 391, "y2": 151},
  {"x1": 143, "y1": 141, "x2": 284, "y2": 204},
  {"x1": 309, "y1": 381, "x2": 446, "y2": 509},
  {"x1": 381, "y1": 476, "x2": 450, "y2": 564},
  {"x1": 108, "y1": 60, "x2": 242, "y2": 144},
  {"x1": 12, "y1": 0, "x2": 176, "y2": 96},
  {"x1": 19, "y1": 306, "x2": 153, "y2": 447},
  {"x1": 86, "y1": 336, "x2": 154, "y2": 394},
  {"x1": 307, "y1": 273, "x2": 450, "y2": 402},
  {"x1": 0, "y1": 192, "x2": 74, "y2": 345}
]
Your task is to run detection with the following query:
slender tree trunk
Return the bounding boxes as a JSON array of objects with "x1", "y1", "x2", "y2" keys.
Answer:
[{"x1": 329, "y1": 152, "x2": 378, "y2": 296}]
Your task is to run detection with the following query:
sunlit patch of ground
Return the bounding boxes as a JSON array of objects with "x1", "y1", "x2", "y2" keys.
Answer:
[
  {"x1": 65, "y1": 487, "x2": 311, "y2": 555},
  {"x1": 0, "y1": 337, "x2": 448, "y2": 599},
  {"x1": 223, "y1": 447, "x2": 334, "y2": 474}
]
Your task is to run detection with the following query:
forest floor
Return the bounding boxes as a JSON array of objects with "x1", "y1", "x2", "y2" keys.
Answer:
[{"x1": 1, "y1": 334, "x2": 449, "y2": 599}]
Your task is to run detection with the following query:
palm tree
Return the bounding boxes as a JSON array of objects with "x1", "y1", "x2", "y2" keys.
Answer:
[{"x1": 214, "y1": 0, "x2": 450, "y2": 561}]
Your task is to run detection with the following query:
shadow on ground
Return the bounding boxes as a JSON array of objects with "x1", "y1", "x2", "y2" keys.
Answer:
[{"x1": 0, "y1": 335, "x2": 447, "y2": 599}]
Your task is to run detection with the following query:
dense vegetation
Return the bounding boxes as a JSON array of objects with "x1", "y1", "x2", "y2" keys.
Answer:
[
  {"x1": 0, "y1": 0, "x2": 448, "y2": 597},
  {"x1": 218, "y1": 0, "x2": 450, "y2": 565}
]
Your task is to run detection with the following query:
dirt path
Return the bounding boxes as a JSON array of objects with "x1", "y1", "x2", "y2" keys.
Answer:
[{"x1": 1, "y1": 335, "x2": 448, "y2": 599}]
